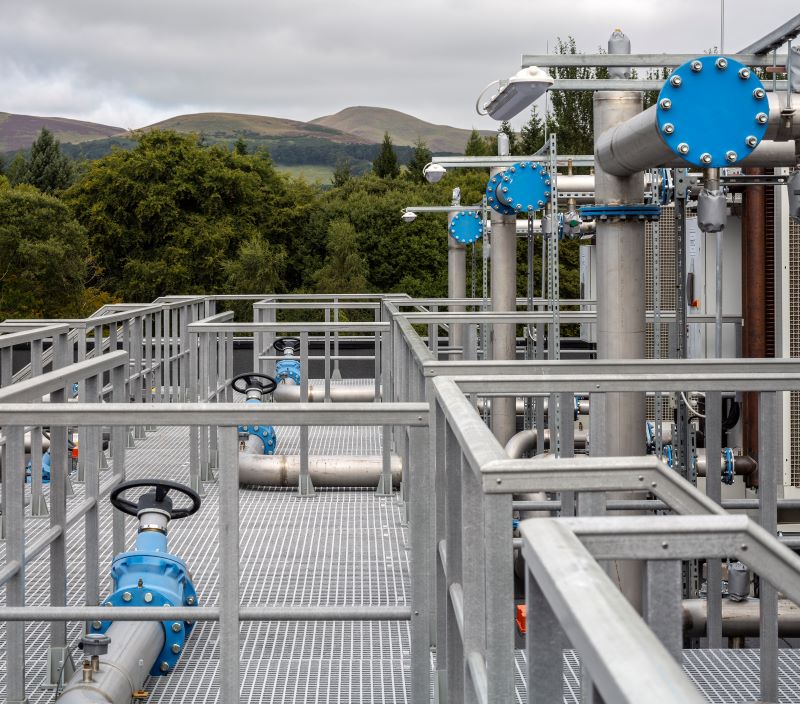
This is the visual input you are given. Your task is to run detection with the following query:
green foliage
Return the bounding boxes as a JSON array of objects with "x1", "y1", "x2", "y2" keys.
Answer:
[
  {"x1": 544, "y1": 36, "x2": 609, "y2": 155},
  {"x1": 11, "y1": 128, "x2": 75, "y2": 194},
  {"x1": 404, "y1": 138, "x2": 432, "y2": 184},
  {"x1": 331, "y1": 158, "x2": 352, "y2": 188},
  {"x1": 65, "y1": 130, "x2": 309, "y2": 301},
  {"x1": 233, "y1": 137, "x2": 248, "y2": 155},
  {"x1": 0, "y1": 180, "x2": 88, "y2": 318},
  {"x1": 464, "y1": 129, "x2": 490, "y2": 156},
  {"x1": 372, "y1": 132, "x2": 400, "y2": 178},
  {"x1": 518, "y1": 106, "x2": 546, "y2": 155},
  {"x1": 314, "y1": 219, "x2": 369, "y2": 293}
]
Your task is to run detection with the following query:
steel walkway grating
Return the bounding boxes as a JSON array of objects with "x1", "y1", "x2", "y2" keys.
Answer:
[{"x1": 3, "y1": 419, "x2": 800, "y2": 702}]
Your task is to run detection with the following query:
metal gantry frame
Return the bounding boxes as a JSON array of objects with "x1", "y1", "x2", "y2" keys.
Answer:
[{"x1": 1, "y1": 293, "x2": 800, "y2": 703}]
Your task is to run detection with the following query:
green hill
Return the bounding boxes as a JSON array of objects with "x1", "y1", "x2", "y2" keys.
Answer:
[
  {"x1": 0, "y1": 112, "x2": 123, "y2": 152},
  {"x1": 310, "y1": 106, "x2": 486, "y2": 153}
]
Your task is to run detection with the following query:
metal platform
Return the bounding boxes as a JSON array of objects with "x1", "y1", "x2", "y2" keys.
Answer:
[{"x1": 2, "y1": 416, "x2": 799, "y2": 702}]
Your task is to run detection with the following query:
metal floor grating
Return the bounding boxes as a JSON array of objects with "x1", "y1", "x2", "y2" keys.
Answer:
[{"x1": 3, "y1": 412, "x2": 800, "y2": 701}]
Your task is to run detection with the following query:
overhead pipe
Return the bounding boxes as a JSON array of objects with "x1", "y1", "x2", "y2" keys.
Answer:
[
  {"x1": 238, "y1": 453, "x2": 402, "y2": 488},
  {"x1": 597, "y1": 56, "x2": 797, "y2": 177}
]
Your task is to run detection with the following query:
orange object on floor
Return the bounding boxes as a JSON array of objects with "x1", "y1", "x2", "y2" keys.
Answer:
[{"x1": 516, "y1": 604, "x2": 527, "y2": 634}]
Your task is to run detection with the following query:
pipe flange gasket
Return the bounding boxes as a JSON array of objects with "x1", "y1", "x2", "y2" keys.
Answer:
[{"x1": 579, "y1": 204, "x2": 661, "y2": 222}]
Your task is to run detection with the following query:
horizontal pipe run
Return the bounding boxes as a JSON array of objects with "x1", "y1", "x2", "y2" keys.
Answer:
[
  {"x1": 272, "y1": 384, "x2": 378, "y2": 403},
  {"x1": 0, "y1": 605, "x2": 413, "y2": 621},
  {"x1": 239, "y1": 453, "x2": 402, "y2": 488},
  {"x1": 695, "y1": 452, "x2": 758, "y2": 476},
  {"x1": 682, "y1": 598, "x2": 800, "y2": 637}
]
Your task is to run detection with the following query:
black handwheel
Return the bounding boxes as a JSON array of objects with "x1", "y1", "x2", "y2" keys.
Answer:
[
  {"x1": 110, "y1": 479, "x2": 201, "y2": 520},
  {"x1": 231, "y1": 372, "x2": 277, "y2": 395},
  {"x1": 273, "y1": 337, "x2": 300, "y2": 354}
]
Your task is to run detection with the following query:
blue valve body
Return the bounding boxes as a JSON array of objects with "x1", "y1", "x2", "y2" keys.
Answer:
[
  {"x1": 26, "y1": 450, "x2": 52, "y2": 484},
  {"x1": 238, "y1": 397, "x2": 276, "y2": 454},
  {"x1": 91, "y1": 529, "x2": 198, "y2": 675},
  {"x1": 276, "y1": 358, "x2": 301, "y2": 385}
]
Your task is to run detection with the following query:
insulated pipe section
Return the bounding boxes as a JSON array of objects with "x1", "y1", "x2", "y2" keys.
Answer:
[
  {"x1": 273, "y1": 384, "x2": 378, "y2": 402},
  {"x1": 239, "y1": 453, "x2": 402, "y2": 487},
  {"x1": 598, "y1": 56, "x2": 772, "y2": 176},
  {"x1": 57, "y1": 621, "x2": 164, "y2": 703}
]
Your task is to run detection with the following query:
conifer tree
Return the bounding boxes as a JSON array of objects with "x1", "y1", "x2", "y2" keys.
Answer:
[
  {"x1": 464, "y1": 128, "x2": 489, "y2": 156},
  {"x1": 17, "y1": 128, "x2": 74, "y2": 193},
  {"x1": 233, "y1": 137, "x2": 248, "y2": 155},
  {"x1": 404, "y1": 138, "x2": 432, "y2": 183},
  {"x1": 372, "y1": 132, "x2": 399, "y2": 178},
  {"x1": 331, "y1": 158, "x2": 352, "y2": 187},
  {"x1": 518, "y1": 106, "x2": 545, "y2": 155}
]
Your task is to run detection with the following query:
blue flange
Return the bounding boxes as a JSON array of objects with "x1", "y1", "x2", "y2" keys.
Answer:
[
  {"x1": 448, "y1": 211, "x2": 483, "y2": 245},
  {"x1": 722, "y1": 447, "x2": 735, "y2": 485},
  {"x1": 656, "y1": 55, "x2": 768, "y2": 168},
  {"x1": 91, "y1": 538, "x2": 198, "y2": 676},
  {"x1": 485, "y1": 161, "x2": 552, "y2": 214},
  {"x1": 580, "y1": 204, "x2": 661, "y2": 221},
  {"x1": 276, "y1": 358, "x2": 301, "y2": 385},
  {"x1": 238, "y1": 397, "x2": 277, "y2": 454},
  {"x1": 662, "y1": 444, "x2": 673, "y2": 468}
]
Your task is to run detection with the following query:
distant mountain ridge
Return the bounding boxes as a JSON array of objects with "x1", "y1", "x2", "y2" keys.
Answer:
[{"x1": 0, "y1": 112, "x2": 123, "y2": 153}]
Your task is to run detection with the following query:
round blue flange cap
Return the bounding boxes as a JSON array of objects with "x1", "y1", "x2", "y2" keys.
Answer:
[
  {"x1": 449, "y1": 211, "x2": 483, "y2": 244},
  {"x1": 656, "y1": 55, "x2": 768, "y2": 168},
  {"x1": 485, "y1": 161, "x2": 552, "y2": 214}
]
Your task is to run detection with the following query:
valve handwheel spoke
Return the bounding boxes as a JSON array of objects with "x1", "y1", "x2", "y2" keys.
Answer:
[{"x1": 273, "y1": 337, "x2": 300, "y2": 354}]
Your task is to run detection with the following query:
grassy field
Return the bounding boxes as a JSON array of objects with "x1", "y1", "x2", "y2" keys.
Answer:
[{"x1": 274, "y1": 163, "x2": 336, "y2": 183}]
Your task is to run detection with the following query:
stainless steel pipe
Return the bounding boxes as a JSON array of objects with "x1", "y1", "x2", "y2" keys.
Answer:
[
  {"x1": 683, "y1": 598, "x2": 800, "y2": 637},
  {"x1": 694, "y1": 450, "x2": 757, "y2": 477},
  {"x1": 238, "y1": 453, "x2": 402, "y2": 487},
  {"x1": 57, "y1": 620, "x2": 164, "y2": 703},
  {"x1": 272, "y1": 384, "x2": 377, "y2": 402}
]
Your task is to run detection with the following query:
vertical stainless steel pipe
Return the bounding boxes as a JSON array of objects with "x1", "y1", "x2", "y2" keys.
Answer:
[
  {"x1": 448, "y1": 210, "x2": 467, "y2": 361},
  {"x1": 594, "y1": 89, "x2": 647, "y2": 611},
  {"x1": 490, "y1": 134, "x2": 518, "y2": 446}
]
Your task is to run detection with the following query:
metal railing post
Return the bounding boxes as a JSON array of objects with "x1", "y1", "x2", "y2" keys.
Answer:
[{"x1": 298, "y1": 332, "x2": 314, "y2": 496}]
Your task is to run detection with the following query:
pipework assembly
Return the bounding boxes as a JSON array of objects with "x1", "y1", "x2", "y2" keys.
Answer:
[
  {"x1": 57, "y1": 479, "x2": 201, "y2": 702},
  {"x1": 273, "y1": 336, "x2": 302, "y2": 385},
  {"x1": 485, "y1": 161, "x2": 552, "y2": 214}
]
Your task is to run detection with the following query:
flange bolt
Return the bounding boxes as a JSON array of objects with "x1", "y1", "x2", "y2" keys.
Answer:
[
  {"x1": 756, "y1": 112, "x2": 768, "y2": 124},
  {"x1": 678, "y1": 143, "x2": 690, "y2": 155},
  {"x1": 745, "y1": 135, "x2": 758, "y2": 148},
  {"x1": 122, "y1": 592, "x2": 132, "y2": 602},
  {"x1": 725, "y1": 151, "x2": 738, "y2": 163},
  {"x1": 662, "y1": 123, "x2": 675, "y2": 135},
  {"x1": 700, "y1": 153, "x2": 712, "y2": 164},
  {"x1": 691, "y1": 60, "x2": 703, "y2": 72},
  {"x1": 172, "y1": 622, "x2": 183, "y2": 633},
  {"x1": 670, "y1": 75, "x2": 682, "y2": 87},
  {"x1": 738, "y1": 67, "x2": 751, "y2": 79},
  {"x1": 659, "y1": 98, "x2": 672, "y2": 110},
  {"x1": 753, "y1": 87, "x2": 766, "y2": 100},
  {"x1": 160, "y1": 662, "x2": 170, "y2": 673},
  {"x1": 715, "y1": 57, "x2": 728, "y2": 70}
]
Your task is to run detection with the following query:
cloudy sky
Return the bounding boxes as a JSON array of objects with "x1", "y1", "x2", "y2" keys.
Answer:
[{"x1": 1, "y1": 0, "x2": 797, "y2": 131}]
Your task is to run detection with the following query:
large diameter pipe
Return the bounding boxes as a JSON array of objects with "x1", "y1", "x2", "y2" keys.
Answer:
[
  {"x1": 239, "y1": 453, "x2": 402, "y2": 487},
  {"x1": 57, "y1": 620, "x2": 163, "y2": 703},
  {"x1": 273, "y1": 384, "x2": 377, "y2": 403},
  {"x1": 489, "y1": 141, "x2": 518, "y2": 447},
  {"x1": 594, "y1": 89, "x2": 647, "y2": 613},
  {"x1": 683, "y1": 598, "x2": 800, "y2": 637},
  {"x1": 505, "y1": 428, "x2": 588, "y2": 456}
]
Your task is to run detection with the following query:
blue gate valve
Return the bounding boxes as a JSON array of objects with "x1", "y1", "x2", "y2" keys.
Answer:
[
  {"x1": 273, "y1": 337, "x2": 302, "y2": 385},
  {"x1": 91, "y1": 479, "x2": 202, "y2": 676},
  {"x1": 231, "y1": 372, "x2": 278, "y2": 454}
]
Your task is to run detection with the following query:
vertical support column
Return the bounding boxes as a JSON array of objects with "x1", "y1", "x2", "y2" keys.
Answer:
[
  {"x1": 445, "y1": 426, "x2": 465, "y2": 702},
  {"x1": 298, "y1": 332, "x2": 314, "y2": 496},
  {"x1": 5, "y1": 426, "x2": 27, "y2": 703},
  {"x1": 490, "y1": 135, "x2": 518, "y2": 447},
  {"x1": 30, "y1": 337, "x2": 48, "y2": 516},
  {"x1": 199, "y1": 331, "x2": 211, "y2": 481},
  {"x1": 47, "y1": 388, "x2": 74, "y2": 687},
  {"x1": 758, "y1": 390, "x2": 779, "y2": 703},
  {"x1": 324, "y1": 308, "x2": 332, "y2": 401},
  {"x1": 642, "y1": 560, "x2": 683, "y2": 661},
  {"x1": 594, "y1": 89, "x2": 646, "y2": 611},
  {"x1": 409, "y1": 424, "x2": 432, "y2": 704},
  {"x1": 219, "y1": 426, "x2": 241, "y2": 703},
  {"x1": 84, "y1": 374, "x2": 101, "y2": 611},
  {"x1": 526, "y1": 567, "x2": 565, "y2": 704},
  {"x1": 132, "y1": 316, "x2": 145, "y2": 440},
  {"x1": 705, "y1": 390, "x2": 723, "y2": 648},
  {"x1": 111, "y1": 365, "x2": 127, "y2": 557}
]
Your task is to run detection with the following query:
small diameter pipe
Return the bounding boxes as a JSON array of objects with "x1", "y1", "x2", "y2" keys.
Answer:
[
  {"x1": 57, "y1": 620, "x2": 164, "y2": 703},
  {"x1": 238, "y1": 453, "x2": 402, "y2": 488}
]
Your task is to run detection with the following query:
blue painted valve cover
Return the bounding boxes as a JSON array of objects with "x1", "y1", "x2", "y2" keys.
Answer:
[
  {"x1": 238, "y1": 396, "x2": 277, "y2": 454},
  {"x1": 656, "y1": 55, "x2": 768, "y2": 168},
  {"x1": 485, "y1": 161, "x2": 552, "y2": 215},
  {"x1": 448, "y1": 211, "x2": 483, "y2": 245}
]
